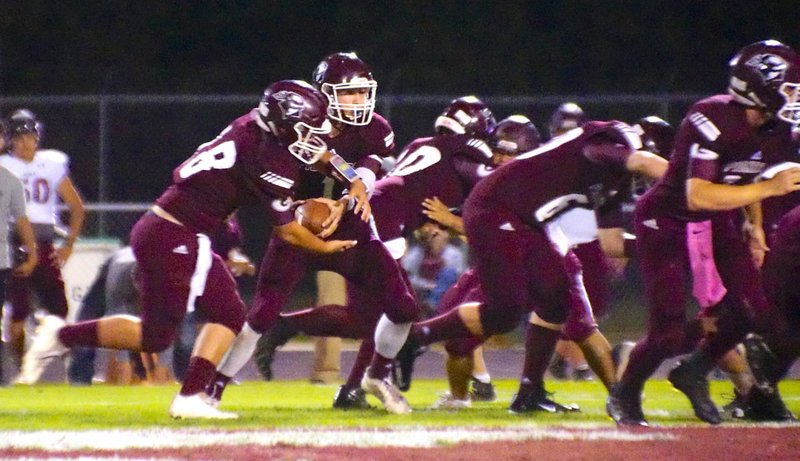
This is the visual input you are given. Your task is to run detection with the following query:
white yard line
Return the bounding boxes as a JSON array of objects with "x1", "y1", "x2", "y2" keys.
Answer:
[{"x1": 0, "y1": 427, "x2": 678, "y2": 450}]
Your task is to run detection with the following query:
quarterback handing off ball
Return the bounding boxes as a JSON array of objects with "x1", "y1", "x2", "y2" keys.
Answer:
[{"x1": 295, "y1": 200, "x2": 331, "y2": 235}]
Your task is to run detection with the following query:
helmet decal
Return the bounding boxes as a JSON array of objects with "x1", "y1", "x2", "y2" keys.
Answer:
[
  {"x1": 273, "y1": 91, "x2": 307, "y2": 120},
  {"x1": 746, "y1": 54, "x2": 788, "y2": 84}
]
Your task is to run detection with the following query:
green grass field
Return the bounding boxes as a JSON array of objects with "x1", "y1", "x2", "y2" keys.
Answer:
[{"x1": 2, "y1": 378, "x2": 798, "y2": 430}]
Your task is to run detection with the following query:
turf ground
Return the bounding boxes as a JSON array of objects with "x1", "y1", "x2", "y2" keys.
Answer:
[{"x1": 1, "y1": 378, "x2": 799, "y2": 460}]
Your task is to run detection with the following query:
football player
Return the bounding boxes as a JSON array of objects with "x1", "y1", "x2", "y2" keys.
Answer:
[
  {"x1": 607, "y1": 40, "x2": 800, "y2": 426},
  {"x1": 0, "y1": 110, "x2": 85, "y2": 383},
  {"x1": 232, "y1": 96, "x2": 502, "y2": 412},
  {"x1": 206, "y1": 53, "x2": 421, "y2": 414},
  {"x1": 22, "y1": 80, "x2": 366, "y2": 419},
  {"x1": 404, "y1": 119, "x2": 667, "y2": 415}
]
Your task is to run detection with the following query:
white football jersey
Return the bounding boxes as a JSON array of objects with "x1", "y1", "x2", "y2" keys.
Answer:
[{"x1": 0, "y1": 149, "x2": 69, "y2": 225}]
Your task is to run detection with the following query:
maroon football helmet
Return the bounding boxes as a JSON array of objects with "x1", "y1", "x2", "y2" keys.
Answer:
[
  {"x1": 634, "y1": 115, "x2": 675, "y2": 158},
  {"x1": 312, "y1": 52, "x2": 377, "y2": 126},
  {"x1": 728, "y1": 40, "x2": 800, "y2": 126},
  {"x1": 434, "y1": 96, "x2": 496, "y2": 139},
  {"x1": 548, "y1": 102, "x2": 586, "y2": 138},
  {"x1": 256, "y1": 80, "x2": 332, "y2": 164},
  {"x1": 491, "y1": 115, "x2": 542, "y2": 156}
]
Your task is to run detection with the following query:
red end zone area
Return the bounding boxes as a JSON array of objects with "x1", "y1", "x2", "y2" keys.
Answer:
[{"x1": 2, "y1": 426, "x2": 798, "y2": 461}]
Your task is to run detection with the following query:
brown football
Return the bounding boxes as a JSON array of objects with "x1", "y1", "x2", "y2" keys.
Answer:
[{"x1": 295, "y1": 200, "x2": 331, "y2": 235}]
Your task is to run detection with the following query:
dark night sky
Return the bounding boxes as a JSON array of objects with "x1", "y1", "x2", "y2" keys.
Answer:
[
  {"x1": 1, "y1": 1, "x2": 798, "y2": 96},
  {"x1": 1, "y1": 0, "x2": 797, "y2": 270}
]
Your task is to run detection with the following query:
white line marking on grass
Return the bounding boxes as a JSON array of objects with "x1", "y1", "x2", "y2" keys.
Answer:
[{"x1": 0, "y1": 427, "x2": 676, "y2": 450}]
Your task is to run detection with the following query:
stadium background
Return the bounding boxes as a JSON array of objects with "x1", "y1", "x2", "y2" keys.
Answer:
[{"x1": 1, "y1": 2, "x2": 798, "y2": 342}]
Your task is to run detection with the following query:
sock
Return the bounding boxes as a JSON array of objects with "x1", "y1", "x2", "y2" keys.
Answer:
[
  {"x1": 412, "y1": 308, "x2": 473, "y2": 346},
  {"x1": 345, "y1": 339, "x2": 374, "y2": 389},
  {"x1": 206, "y1": 373, "x2": 232, "y2": 400},
  {"x1": 58, "y1": 321, "x2": 99, "y2": 348},
  {"x1": 374, "y1": 315, "x2": 411, "y2": 358},
  {"x1": 366, "y1": 354, "x2": 394, "y2": 381},
  {"x1": 180, "y1": 356, "x2": 216, "y2": 396},
  {"x1": 217, "y1": 322, "x2": 262, "y2": 377},
  {"x1": 472, "y1": 372, "x2": 491, "y2": 383},
  {"x1": 520, "y1": 323, "x2": 560, "y2": 394}
]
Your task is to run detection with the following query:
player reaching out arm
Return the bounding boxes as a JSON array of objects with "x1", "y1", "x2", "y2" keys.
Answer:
[{"x1": 21, "y1": 80, "x2": 360, "y2": 419}]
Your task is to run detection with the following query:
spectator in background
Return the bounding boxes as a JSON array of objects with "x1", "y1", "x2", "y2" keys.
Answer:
[
  {"x1": 0, "y1": 120, "x2": 38, "y2": 385},
  {"x1": 0, "y1": 109, "x2": 85, "y2": 384},
  {"x1": 401, "y1": 222, "x2": 467, "y2": 318}
]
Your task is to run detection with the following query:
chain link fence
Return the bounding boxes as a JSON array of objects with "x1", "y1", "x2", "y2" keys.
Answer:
[{"x1": 8, "y1": 93, "x2": 710, "y2": 342}]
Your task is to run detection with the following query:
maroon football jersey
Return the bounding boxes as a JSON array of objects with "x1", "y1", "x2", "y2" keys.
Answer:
[
  {"x1": 467, "y1": 121, "x2": 639, "y2": 228},
  {"x1": 371, "y1": 133, "x2": 495, "y2": 242},
  {"x1": 295, "y1": 113, "x2": 395, "y2": 199},
  {"x1": 155, "y1": 109, "x2": 299, "y2": 234},
  {"x1": 647, "y1": 94, "x2": 797, "y2": 221}
]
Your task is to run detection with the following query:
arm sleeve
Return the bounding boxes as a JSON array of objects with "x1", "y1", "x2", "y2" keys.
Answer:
[{"x1": 7, "y1": 173, "x2": 27, "y2": 219}]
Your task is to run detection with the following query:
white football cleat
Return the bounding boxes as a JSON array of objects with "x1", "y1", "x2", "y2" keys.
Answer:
[
  {"x1": 18, "y1": 315, "x2": 68, "y2": 384},
  {"x1": 168, "y1": 393, "x2": 238, "y2": 419},
  {"x1": 361, "y1": 370, "x2": 412, "y2": 414},
  {"x1": 432, "y1": 392, "x2": 472, "y2": 410}
]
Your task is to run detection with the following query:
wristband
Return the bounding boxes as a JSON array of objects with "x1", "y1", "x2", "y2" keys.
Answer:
[{"x1": 328, "y1": 153, "x2": 361, "y2": 185}]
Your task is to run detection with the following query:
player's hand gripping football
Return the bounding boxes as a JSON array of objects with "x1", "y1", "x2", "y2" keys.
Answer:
[{"x1": 314, "y1": 198, "x2": 346, "y2": 238}]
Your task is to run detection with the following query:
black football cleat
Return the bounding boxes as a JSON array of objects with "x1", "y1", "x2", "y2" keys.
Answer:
[
  {"x1": 668, "y1": 360, "x2": 722, "y2": 425},
  {"x1": 333, "y1": 385, "x2": 373, "y2": 410},
  {"x1": 744, "y1": 386, "x2": 796, "y2": 422},
  {"x1": 469, "y1": 379, "x2": 497, "y2": 402},
  {"x1": 743, "y1": 334, "x2": 780, "y2": 392},
  {"x1": 509, "y1": 387, "x2": 580, "y2": 414},
  {"x1": 606, "y1": 387, "x2": 648, "y2": 427},
  {"x1": 721, "y1": 390, "x2": 747, "y2": 420}
]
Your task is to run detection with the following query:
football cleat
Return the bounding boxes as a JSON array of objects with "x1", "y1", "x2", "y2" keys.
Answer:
[
  {"x1": 168, "y1": 393, "x2": 238, "y2": 419},
  {"x1": 361, "y1": 369, "x2": 412, "y2": 414},
  {"x1": 721, "y1": 390, "x2": 746, "y2": 420},
  {"x1": 742, "y1": 334, "x2": 780, "y2": 392},
  {"x1": 573, "y1": 364, "x2": 594, "y2": 381},
  {"x1": 744, "y1": 385, "x2": 796, "y2": 422},
  {"x1": 668, "y1": 360, "x2": 722, "y2": 425},
  {"x1": 548, "y1": 355, "x2": 569, "y2": 380},
  {"x1": 509, "y1": 387, "x2": 580, "y2": 414},
  {"x1": 432, "y1": 392, "x2": 472, "y2": 410},
  {"x1": 332, "y1": 385, "x2": 373, "y2": 410},
  {"x1": 17, "y1": 315, "x2": 68, "y2": 384},
  {"x1": 469, "y1": 379, "x2": 497, "y2": 402},
  {"x1": 606, "y1": 386, "x2": 648, "y2": 427}
]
